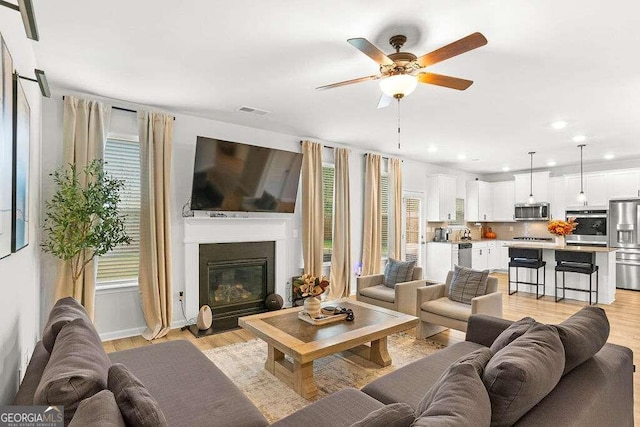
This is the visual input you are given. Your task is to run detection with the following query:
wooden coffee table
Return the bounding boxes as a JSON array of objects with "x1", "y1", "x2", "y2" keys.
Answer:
[{"x1": 238, "y1": 299, "x2": 418, "y2": 398}]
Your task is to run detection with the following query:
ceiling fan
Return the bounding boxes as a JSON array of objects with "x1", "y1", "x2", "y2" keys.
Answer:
[{"x1": 317, "y1": 32, "x2": 488, "y2": 108}]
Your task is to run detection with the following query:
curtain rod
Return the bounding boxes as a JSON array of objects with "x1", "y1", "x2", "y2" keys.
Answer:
[
  {"x1": 62, "y1": 96, "x2": 175, "y2": 120},
  {"x1": 298, "y1": 140, "x2": 401, "y2": 161}
]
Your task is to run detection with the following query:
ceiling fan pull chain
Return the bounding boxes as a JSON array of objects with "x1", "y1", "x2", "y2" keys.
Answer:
[{"x1": 397, "y1": 98, "x2": 401, "y2": 150}]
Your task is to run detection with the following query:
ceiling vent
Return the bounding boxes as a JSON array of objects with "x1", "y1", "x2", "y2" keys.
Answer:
[{"x1": 237, "y1": 106, "x2": 270, "y2": 116}]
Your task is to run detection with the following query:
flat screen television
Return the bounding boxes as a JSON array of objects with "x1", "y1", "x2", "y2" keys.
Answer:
[{"x1": 190, "y1": 136, "x2": 303, "y2": 213}]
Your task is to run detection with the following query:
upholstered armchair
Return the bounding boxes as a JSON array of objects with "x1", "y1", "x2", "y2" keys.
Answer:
[
  {"x1": 357, "y1": 267, "x2": 431, "y2": 315},
  {"x1": 416, "y1": 270, "x2": 502, "y2": 339}
]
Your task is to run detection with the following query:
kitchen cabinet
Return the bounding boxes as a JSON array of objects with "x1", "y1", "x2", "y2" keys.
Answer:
[
  {"x1": 608, "y1": 170, "x2": 640, "y2": 199},
  {"x1": 500, "y1": 241, "x2": 510, "y2": 270},
  {"x1": 487, "y1": 241, "x2": 501, "y2": 270},
  {"x1": 514, "y1": 171, "x2": 550, "y2": 204},
  {"x1": 471, "y1": 242, "x2": 489, "y2": 270},
  {"x1": 426, "y1": 175, "x2": 457, "y2": 222},
  {"x1": 565, "y1": 173, "x2": 608, "y2": 208},
  {"x1": 466, "y1": 181, "x2": 493, "y2": 222},
  {"x1": 549, "y1": 176, "x2": 566, "y2": 220},
  {"x1": 426, "y1": 242, "x2": 453, "y2": 282},
  {"x1": 491, "y1": 181, "x2": 515, "y2": 221}
]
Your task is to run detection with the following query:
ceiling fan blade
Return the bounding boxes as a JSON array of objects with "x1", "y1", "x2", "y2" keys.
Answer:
[
  {"x1": 417, "y1": 72, "x2": 474, "y2": 90},
  {"x1": 347, "y1": 38, "x2": 395, "y2": 66},
  {"x1": 377, "y1": 93, "x2": 393, "y2": 109},
  {"x1": 416, "y1": 32, "x2": 487, "y2": 68},
  {"x1": 316, "y1": 74, "x2": 380, "y2": 90}
]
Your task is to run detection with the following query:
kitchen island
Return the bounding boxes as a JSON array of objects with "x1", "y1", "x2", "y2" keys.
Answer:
[{"x1": 504, "y1": 243, "x2": 617, "y2": 304}]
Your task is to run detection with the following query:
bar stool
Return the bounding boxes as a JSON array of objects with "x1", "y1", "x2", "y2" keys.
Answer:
[
  {"x1": 555, "y1": 250, "x2": 599, "y2": 305},
  {"x1": 508, "y1": 248, "x2": 546, "y2": 299}
]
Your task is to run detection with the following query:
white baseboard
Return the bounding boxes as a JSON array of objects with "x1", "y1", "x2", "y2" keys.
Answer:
[{"x1": 99, "y1": 319, "x2": 189, "y2": 342}]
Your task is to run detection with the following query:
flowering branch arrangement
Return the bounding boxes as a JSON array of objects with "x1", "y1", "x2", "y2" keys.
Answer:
[
  {"x1": 547, "y1": 218, "x2": 578, "y2": 236},
  {"x1": 292, "y1": 274, "x2": 329, "y2": 302}
]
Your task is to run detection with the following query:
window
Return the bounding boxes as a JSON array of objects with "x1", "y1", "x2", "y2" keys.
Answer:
[
  {"x1": 322, "y1": 165, "x2": 334, "y2": 263},
  {"x1": 403, "y1": 196, "x2": 422, "y2": 263},
  {"x1": 96, "y1": 138, "x2": 141, "y2": 286},
  {"x1": 381, "y1": 172, "x2": 389, "y2": 259}
]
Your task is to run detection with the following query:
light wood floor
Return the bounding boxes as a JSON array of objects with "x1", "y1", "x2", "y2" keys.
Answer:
[{"x1": 104, "y1": 273, "x2": 639, "y2": 422}]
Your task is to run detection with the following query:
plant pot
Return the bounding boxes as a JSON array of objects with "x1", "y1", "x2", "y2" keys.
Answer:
[
  {"x1": 555, "y1": 235, "x2": 566, "y2": 247},
  {"x1": 303, "y1": 296, "x2": 321, "y2": 318}
]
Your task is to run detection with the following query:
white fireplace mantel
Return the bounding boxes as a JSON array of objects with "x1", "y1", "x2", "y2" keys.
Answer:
[{"x1": 183, "y1": 217, "x2": 289, "y2": 318}]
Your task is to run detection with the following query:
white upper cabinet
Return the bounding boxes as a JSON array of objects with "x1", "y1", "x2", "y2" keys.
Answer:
[
  {"x1": 466, "y1": 181, "x2": 493, "y2": 222},
  {"x1": 491, "y1": 181, "x2": 515, "y2": 222},
  {"x1": 608, "y1": 170, "x2": 640, "y2": 199},
  {"x1": 565, "y1": 172, "x2": 609, "y2": 208},
  {"x1": 514, "y1": 171, "x2": 551, "y2": 203},
  {"x1": 549, "y1": 177, "x2": 566, "y2": 220},
  {"x1": 426, "y1": 175, "x2": 457, "y2": 222}
]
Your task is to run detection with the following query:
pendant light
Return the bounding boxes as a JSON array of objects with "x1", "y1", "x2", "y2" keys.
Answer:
[
  {"x1": 577, "y1": 144, "x2": 587, "y2": 204},
  {"x1": 527, "y1": 151, "x2": 535, "y2": 204}
]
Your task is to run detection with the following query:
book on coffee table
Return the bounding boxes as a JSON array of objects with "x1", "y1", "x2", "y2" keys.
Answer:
[{"x1": 297, "y1": 311, "x2": 348, "y2": 325}]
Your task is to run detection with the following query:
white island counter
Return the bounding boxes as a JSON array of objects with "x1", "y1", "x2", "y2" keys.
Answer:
[{"x1": 504, "y1": 243, "x2": 617, "y2": 304}]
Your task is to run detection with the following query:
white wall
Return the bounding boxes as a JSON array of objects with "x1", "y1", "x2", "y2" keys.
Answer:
[
  {"x1": 40, "y1": 91, "x2": 478, "y2": 340},
  {"x1": 0, "y1": 13, "x2": 43, "y2": 404}
]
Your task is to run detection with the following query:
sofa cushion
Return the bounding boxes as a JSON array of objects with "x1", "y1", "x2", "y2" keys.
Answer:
[
  {"x1": 360, "y1": 285, "x2": 395, "y2": 303},
  {"x1": 42, "y1": 296, "x2": 93, "y2": 353},
  {"x1": 553, "y1": 306, "x2": 610, "y2": 376},
  {"x1": 420, "y1": 298, "x2": 471, "y2": 322},
  {"x1": 34, "y1": 318, "x2": 111, "y2": 425},
  {"x1": 448, "y1": 265, "x2": 489, "y2": 304},
  {"x1": 12, "y1": 341, "x2": 50, "y2": 405},
  {"x1": 272, "y1": 388, "x2": 384, "y2": 427},
  {"x1": 350, "y1": 403, "x2": 415, "y2": 427},
  {"x1": 383, "y1": 258, "x2": 416, "y2": 288},
  {"x1": 362, "y1": 341, "x2": 485, "y2": 410},
  {"x1": 413, "y1": 363, "x2": 492, "y2": 427},
  {"x1": 108, "y1": 363, "x2": 168, "y2": 427},
  {"x1": 482, "y1": 323, "x2": 565, "y2": 427},
  {"x1": 69, "y1": 390, "x2": 126, "y2": 427},
  {"x1": 490, "y1": 316, "x2": 537, "y2": 353}
]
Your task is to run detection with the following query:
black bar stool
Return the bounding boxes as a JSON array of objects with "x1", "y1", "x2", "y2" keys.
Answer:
[
  {"x1": 508, "y1": 248, "x2": 546, "y2": 299},
  {"x1": 555, "y1": 250, "x2": 599, "y2": 305}
]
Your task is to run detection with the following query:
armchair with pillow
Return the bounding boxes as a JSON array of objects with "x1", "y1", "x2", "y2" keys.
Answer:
[
  {"x1": 357, "y1": 259, "x2": 431, "y2": 315},
  {"x1": 416, "y1": 266, "x2": 502, "y2": 338}
]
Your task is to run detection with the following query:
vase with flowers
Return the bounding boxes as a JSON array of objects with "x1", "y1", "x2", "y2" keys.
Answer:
[
  {"x1": 547, "y1": 218, "x2": 578, "y2": 246},
  {"x1": 293, "y1": 274, "x2": 330, "y2": 317}
]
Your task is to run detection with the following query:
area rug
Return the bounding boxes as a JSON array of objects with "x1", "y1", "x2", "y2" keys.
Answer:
[{"x1": 203, "y1": 332, "x2": 445, "y2": 423}]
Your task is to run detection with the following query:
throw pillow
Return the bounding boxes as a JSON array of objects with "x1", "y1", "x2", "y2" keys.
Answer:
[
  {"x1": 34, "y1": 318, "x2": 111, "y2": 425},
  {"x1": 490, "y1": 316, "x2": 537, "y2": 353},
  {"x1": 448, "y1": 265, "x2": 489, "y2": 304},
  {"x1": 553, "y1": 306, "x2": 610, "y2": 376},
  {"x1": 482, "y1": 323, "x2": 565, "y2": 427},
  {"x1": 108, "y1": 363, "x2": 168, "y2": 427},
  {"x1": 41, "y1": 296, "x2": 93, "y2": 353},
  {"x1": 383, "y1": 258, "x2": 416, "y2": 288},
  {"x1": 69, "y1": 390, "x2": 126, "y2": 427},
  {"x1": 349, "y1": 403, "x2": 415, "y2": 427},
  {"x1": 415, "y1": 348, "x2": 493, "y2": 418}
]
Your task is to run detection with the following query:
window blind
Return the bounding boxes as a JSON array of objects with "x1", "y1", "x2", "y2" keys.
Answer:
[
  {"x1": 404, "y1": 197, "x2": 420, "y2": 263},
  {"x1": 381, "y1": 173, "x2": 389, "y2": 258},
  {"x1": 322, "y1": 165, "x2": 334, "y2": 262},
  {"x1": 96, "y1": 138, "x2": 141, "y2": 284}
]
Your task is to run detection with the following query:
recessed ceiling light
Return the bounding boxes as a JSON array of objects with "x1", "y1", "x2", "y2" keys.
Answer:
[
  {"x1": 572, "y1": 135, "x2": 586, "y2": 142},
  {"x1": 551, "y1": 121, "x2": 568, "y2": 130},
  {"x1": 604, "y1": 153, "x2": 615, "y2": 160},
  {"x1": 547, "y1": 161, "x2": 557, "y2": 167},
  {"x1": 502, "y1": 166, "x2": 510, "y2": 172},
  {"x1": 428, "y1": 145, "x2": 438, "y2": 153},
  {"x1": 457, "y1": 154, "x2": 466, "y2": 161}
]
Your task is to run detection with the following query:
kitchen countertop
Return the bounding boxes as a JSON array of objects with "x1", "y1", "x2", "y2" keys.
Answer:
[{"x1": 504, "y1": 243, "x2": 617, "y2": 253}]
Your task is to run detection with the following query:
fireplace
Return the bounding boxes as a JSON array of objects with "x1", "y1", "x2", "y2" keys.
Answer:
[{"x1": 198, "y1": 241, "x2": 275, "y2": 333}]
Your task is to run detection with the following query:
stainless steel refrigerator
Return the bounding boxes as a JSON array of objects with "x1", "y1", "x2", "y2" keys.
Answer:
[{"x1": 609, "y1": 198, "x2": 640, "y2": 290}]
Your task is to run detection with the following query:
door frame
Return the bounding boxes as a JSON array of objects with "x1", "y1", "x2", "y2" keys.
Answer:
[{"x1": 402, "y1": 191, "x2": 426, "y2": 271}]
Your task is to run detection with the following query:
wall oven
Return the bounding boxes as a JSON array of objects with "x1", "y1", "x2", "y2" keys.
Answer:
[{"x1": 565, "y1": 208, "x2": 608, "y2": 246}]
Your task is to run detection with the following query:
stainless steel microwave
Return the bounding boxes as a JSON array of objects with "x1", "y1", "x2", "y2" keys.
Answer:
[{"x1": 514, "y1": 203, "x2": 551, "y2": 221}]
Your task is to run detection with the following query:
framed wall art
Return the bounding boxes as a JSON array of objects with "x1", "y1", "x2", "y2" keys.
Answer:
[
  {"x1": 12, "y1": 73, "x2": 29, "y2": 252},
  {"x1": 0, "y1": 34, "x2": 14, "y2": 260}
]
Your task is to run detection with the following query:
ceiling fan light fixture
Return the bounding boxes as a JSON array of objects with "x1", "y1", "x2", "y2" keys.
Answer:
[{"x1": 379, "y1": 74, "x2": 417, "y2": 98}]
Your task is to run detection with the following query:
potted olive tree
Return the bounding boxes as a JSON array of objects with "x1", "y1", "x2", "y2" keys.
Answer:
[{"x1": 42, "y1": 159, "x2": 131, "y2": 284}]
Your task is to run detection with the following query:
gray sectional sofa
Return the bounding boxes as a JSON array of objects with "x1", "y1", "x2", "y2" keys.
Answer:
[{"x1": 14, "y1": 297, "x2": 634, "y2": 426}]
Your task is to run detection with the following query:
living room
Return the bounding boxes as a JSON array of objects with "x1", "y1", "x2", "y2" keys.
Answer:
[{"x1": 0, "y1": 1, "x2": 638, "y2": 426}]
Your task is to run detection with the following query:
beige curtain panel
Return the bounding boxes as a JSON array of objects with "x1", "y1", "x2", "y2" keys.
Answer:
[
  {"x1": 54, "y1": 96, "x2": 110, "y2": 320},
  {"x1": 389, "y1": 157, "x2": 403, "y2": 260},
  {"x1": 138, "y1": 111, "x2": 174, "y2": 341},
  {"x1": 329, "y1": 148, "x2": 351, "y2": 299},
  {"x1": 301, "y1": 140, "x2": 324, "y2": 277},
  {"x1": 362, "y1": 153, "x2": 382, "y2": 276}
]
